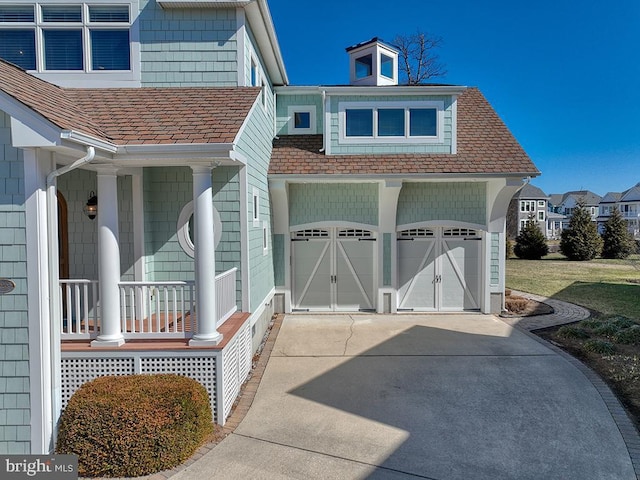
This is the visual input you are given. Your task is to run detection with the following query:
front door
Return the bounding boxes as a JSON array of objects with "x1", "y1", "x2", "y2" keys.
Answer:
[
  {"x1": 397, "y1": 227, "x2": 481, "y2": 311},
  {"x1": 292, "y1": 228, "x2": 376, "y2": 312}
]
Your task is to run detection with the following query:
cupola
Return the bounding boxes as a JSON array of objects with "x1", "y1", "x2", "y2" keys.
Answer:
[{"x1": 346, "y1": 38, "x2": 399, "y2": 86}]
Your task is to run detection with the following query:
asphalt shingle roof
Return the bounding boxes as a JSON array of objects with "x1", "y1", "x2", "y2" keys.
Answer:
[
  {"x1": 270, "y1": 88, "x2": 539, "y2": 176},
  {"x1": 0, "y1": 59, "x2": 260, "y2": 146}
]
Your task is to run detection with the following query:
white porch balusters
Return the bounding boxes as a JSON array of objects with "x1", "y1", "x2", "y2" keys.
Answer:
[
  {"x1": 189, "y1": 165, "x2": 223, "y2": 346},
  {"x1": 92, "y1": 167, "x2": 125, "y2": 347}
]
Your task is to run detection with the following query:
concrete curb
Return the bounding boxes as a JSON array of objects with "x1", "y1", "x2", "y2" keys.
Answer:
[{"x1": 500, "y1": 290, "x2": 591, "y2": 331}]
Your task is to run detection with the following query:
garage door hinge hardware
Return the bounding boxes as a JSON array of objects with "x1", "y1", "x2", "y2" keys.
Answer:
[
  {"x1": 358, "y1": 238, "x2": 376, "y2": 241},
  {"x1": 398, "y1": 238, "x2": 414, "y2": 241},
  {"x1": 464, "y1": 238, "x2": 481, "y2": 241},
  {"x1": 434, "y1": 275, "x2": 442, "y2": 283},
  {"x1": 292, "y1": 238, "x2": 309, "y2": 242},
  {"x1": 331, "y1": 275, "x2": 337, "y2": 283}
]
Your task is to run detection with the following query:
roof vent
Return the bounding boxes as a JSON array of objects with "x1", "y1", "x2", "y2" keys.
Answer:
[{"x1": 346, "y1": 38, "x2": 399, "y2": 86}]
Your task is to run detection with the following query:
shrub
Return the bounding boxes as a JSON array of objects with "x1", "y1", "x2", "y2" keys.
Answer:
[
  {"x1": 505, "y1": 238, "x2": 514, "y2": 259},
  {"x1": 583, "y1": 339, "x2": 615, "y2": 355},
  {"x1": 560, "y1": 200, "x2": 603, "y2": 261},
  {"x1": 581, "y1": 317, "x2": 604, "y2": 329},
  {"x1": 602, "y1": 208, "x2": 637, "y2": 259},
  {"x1": 514, "y1": 216, "x2": 549, "y2": 260},
  {"x1": 613, "y1": 325, "x2": 640, "y2": 345},
  {"x1": 56, "y1": 374, "x2": 213, "y2": 478},
  {"x1": 557, "y1": 325, "x2": 589, "y2": 339}
]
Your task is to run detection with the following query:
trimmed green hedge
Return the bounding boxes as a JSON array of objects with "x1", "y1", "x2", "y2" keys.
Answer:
[{"x1": 56, "y1": 374, "x2": 213, "y2": 477}]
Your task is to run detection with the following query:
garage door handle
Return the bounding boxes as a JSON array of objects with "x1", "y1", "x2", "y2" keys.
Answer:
[
  {"x1": 292, "y1": 238, "x2": 309, "y2": 242},
  {"x1": 464, "y1": 238, "x2": 481, "y2": 241}
]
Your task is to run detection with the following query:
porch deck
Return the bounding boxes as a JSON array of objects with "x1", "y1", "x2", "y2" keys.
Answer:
[{"x1": 61, "y1": 311, "x2": 250, "y2": 352}]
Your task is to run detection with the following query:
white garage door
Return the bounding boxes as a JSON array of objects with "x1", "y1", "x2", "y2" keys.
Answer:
[
  {"x1": 292, "y1": 228, "x2": 376, "y2": 312},
  {"x1": 398, "y1": 228, "x2": 481, "y2": 312}
]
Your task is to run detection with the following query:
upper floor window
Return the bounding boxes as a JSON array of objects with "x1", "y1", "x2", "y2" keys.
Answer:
[
  {"x1": 0, "y1": 3, "x2": 131, "y2": 72},
  {"x1": 537, "y1": 200, "x2": 545, "y2": 207},
  {"x1": 339, "y1": 101, "x2": 444, "y2": 144},
  {"x1": 287, "y1": 105, "x2": 316, "y2": 134},
  {"x1": 520, "y1": 200, "x2": 536, "y2": 212}
]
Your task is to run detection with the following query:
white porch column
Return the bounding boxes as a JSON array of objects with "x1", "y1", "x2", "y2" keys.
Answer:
[
  {"x1": 378, "y1": 180, "x2": 403, "y2": 313},
  {"x1": 92, "y1": 167, "x2": 124, "y2": 347},
  {"x1": 190, "y1": 165, "x2": 222, "y2": 346}
]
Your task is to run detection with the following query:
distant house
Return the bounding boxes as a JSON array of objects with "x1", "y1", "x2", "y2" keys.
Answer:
[
  {"x1": 598, "y1": 183, "x2": 640, "y2": 238},
  {"x1": 508, "y1": 184, "x2": 549, "y2": 238},
  {"x1": 549, "y1": 190, "x2": 602, "y2": 222}
]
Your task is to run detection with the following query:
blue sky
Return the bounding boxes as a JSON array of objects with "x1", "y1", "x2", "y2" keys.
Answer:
[{"x1": 268, "y1": 0, "x2": 640, "y2": 196}]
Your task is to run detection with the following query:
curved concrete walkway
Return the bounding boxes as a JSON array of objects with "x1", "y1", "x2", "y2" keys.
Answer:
[
  {"x1": 162, "y1": 309, "x2": 640, "y2": 480},
  {"x1": 500, "y1": 290, "x2": 591, "y2": 331}
]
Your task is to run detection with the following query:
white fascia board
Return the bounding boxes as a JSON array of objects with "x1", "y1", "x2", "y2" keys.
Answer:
[
  {"x1": 270, "y1": 173, "x2": 536, "y2": 183},
  {"x1": 158, "y1": 0, "x2": 251, "y2": 8},
  {"x1": 60, "y1": 130, "x2": 118, "y2": 153},
  {"x1": 274, "y1": 86, "x2": 322, "y2": 95},
  {"x1": 323, "y1": 85, "x2": 468, "y2": 96},
  {"x1": 245, "y1": 0, "x2": 288, "y2": 86}
]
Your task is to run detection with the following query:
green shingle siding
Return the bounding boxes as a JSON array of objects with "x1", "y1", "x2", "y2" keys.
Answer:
[
  {"x1": 139, "y1": 2, "x2": 237, "y2": 86},
  {"x1": 289, "y1": 184, "x2": 379, "y2": 227},
  {"x1": 275, "y1": 94, "x2": 324, "y2": 135},
  {"x1": 397, "y1": 182, "x2": 486, "y2": 226},
  {"x1": 235, "y1": 96, "x2": 276, "y2": 312},
  {"x1": 490, "y1": 233, "x2": 500, "y2": 286},
  {"x1": 0, "y1": 111, "x2": 30, "y2": 453}
]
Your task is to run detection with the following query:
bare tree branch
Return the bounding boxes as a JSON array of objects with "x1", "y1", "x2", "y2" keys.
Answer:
[{"x1": 392, "y1": 30, "x2": 447, "y2": 84}]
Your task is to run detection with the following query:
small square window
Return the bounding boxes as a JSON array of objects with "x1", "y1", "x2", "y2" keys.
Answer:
[
  {"x1": 409, "y1": 109, "x2": 437, "y2": 136},
  {"x1": 346, "y1": 109, "x2": 373, "y2": 137},
  {"x1": 355, "y1": 54, "x2": 372, "y2": 79},
  {"x1": 378, "y1": 109, "x2": 404, "y2": 136},
  {"x1": 381, "y1": 53, "x2": 394, "y2": 79},
  {"x1": 294, "y1": 112, "x2": 310, "y2": 130},
  {"x1": 538, "y1": 200, "x2": 545, "y2": 207}
]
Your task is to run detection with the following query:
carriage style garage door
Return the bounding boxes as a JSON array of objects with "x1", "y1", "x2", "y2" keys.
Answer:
[
  {"x1": 292, "y1": 228, "x2": 376, "y2": 312},
  {"x1": 397, "y1": 227, "x2": 481, "y2": 311}
]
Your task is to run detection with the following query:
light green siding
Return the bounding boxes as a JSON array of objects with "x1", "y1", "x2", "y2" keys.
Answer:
[
  {"x1": 490, "y1": 233, "x2": 500, "y2": 286},
  {"x1": 139, "y1": 2, "x2": 237, "y2": 86},
  {"x1": 235, "y1": 98, "x2": 275, "y2": 312},
  {"x1": 57, "y1": 170, "x2": 134, "y2": 282},
  {"x1": 0, "y1": 112, "x2": 30, "y2": 453},
  {"x1": 289, "y1": 184, "x2": 379, "y2": 227},
  {"x1": 329, "y1": 95, "x2": 454, "y2": 155},
  {"x1": 143, "y1": 167, "x2": 241, "y2": 303},
  {"x1": 275, "y1": 93, "x2": 323, "y2": 135},
  {"x1": 397, "y1": 182, "x2": 486, "y2": 226}
]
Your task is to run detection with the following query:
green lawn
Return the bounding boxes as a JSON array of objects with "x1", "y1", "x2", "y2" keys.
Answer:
[{"x1": 506, "y1": 255, "x2": 640, "y2": 319}]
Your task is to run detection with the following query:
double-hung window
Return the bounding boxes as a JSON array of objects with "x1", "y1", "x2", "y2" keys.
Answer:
[
  {"x1": 339, "y1": 101, "x2": 444, "y2": 144},
  {"x1": 0, "y1": 3, "x2": 131, "y2": 72}
]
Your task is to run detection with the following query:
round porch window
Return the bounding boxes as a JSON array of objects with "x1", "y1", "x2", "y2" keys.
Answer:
[{"x1": 177, "y1": 201, "x2": 222, "y2": 258}]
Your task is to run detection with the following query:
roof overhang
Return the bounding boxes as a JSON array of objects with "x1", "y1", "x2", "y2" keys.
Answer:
[
  {"x1": 157, "y1": 0, "x2": 251, "y2": 8},
  {"x1": 268, "y1": 173, "x2": 537, "y2": 182},
  {"x1": 275, "y1": 85, "x2": 467, "y2": 95}
]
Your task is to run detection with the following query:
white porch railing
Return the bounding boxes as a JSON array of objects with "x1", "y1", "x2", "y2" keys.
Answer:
[
  {"x1": 60, "y1": 268, "x2": 238, "y2": 340},
  {"x1": 60, "y1": 279, "x2": 100, "y2": 339}
]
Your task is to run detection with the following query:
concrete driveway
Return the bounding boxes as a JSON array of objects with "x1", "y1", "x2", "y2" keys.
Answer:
[{"x1": 173, "y1": 314, "x2": 637, "y2": 480}]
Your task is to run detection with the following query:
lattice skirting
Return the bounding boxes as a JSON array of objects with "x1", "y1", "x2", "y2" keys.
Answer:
[{"x1": 60, "y1": 353, "x2": 219, "y2": 420}]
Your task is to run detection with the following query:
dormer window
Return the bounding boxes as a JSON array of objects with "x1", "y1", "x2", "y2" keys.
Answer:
[
  {"x1": 288, "y1": 105, "x2": 316, "y2": 134},
  {"x1": 340, "y1": 100, "x2": 444, "y2": 144}
]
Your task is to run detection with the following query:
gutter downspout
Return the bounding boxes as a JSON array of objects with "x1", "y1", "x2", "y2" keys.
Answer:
[
  {"x1": 44, "y1": 146, "x2": 95, "y2": 445},
  {"x1": 319, "y1": 89, "x2": 326, "y2": 153}
]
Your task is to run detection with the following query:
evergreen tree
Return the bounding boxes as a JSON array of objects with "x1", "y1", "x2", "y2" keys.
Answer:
[
  {"x1": 514, "y1": 215, "x2": 549, "y2": 260},
  {"x1": 602, "y1": 207, "x2": 636, "y2": 259},
  {"x1": 560, "y1": 201, "x2": 603, "y2": 261}
]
